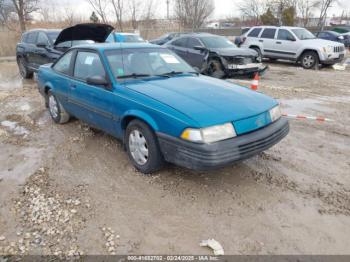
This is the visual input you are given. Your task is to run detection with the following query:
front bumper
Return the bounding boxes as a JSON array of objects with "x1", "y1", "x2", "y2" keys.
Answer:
[
  {"x1": 321, "y1": 53, "x2": 346, "y2": 65},
  {"x1": 225, "y1": 64, "x2": 268, "y2": 77},
  {"x1": 157, "y1": 118, "x2": 289, "y2": 171}
]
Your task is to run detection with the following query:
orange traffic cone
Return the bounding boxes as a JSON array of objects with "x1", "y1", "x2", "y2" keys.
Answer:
[{"x1": 251, "y1": 73, "x2": 259, "y2": 91}]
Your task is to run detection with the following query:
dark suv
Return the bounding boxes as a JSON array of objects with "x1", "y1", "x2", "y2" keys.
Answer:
[{"x1": 16, "y1": 23, "x2": 114, "y2": 79}]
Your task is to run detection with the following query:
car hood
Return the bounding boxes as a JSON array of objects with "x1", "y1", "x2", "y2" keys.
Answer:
[
  {"x1": 210, "y1": 47, "x2": 258, "y2": 57},
  {"x1": 125, "y1": 75, "x2": 277, "y2": 127},
  {"x1": 306, "y1": 38, "x2": 345, "y2": 47},
  {"x1": 54, "y1": 23, "x2": 114, "y2": 46}
]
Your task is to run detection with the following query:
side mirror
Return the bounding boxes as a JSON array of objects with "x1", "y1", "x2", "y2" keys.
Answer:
[
  {"x1": 287, "y1": 37, "x2": 296, "y2": 41},
  {"x1": 194, "y1": 46, "x2": 207, "y2": 52},
  {"x1": 37, "y1": 41, "x2": 48, "y2": 48},
  {"x1": 86, "y1": 75, "x2": 109, "y2": 86}
]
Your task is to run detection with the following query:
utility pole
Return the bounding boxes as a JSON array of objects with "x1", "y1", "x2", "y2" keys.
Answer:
[{"x1": 166, "y1": 0, "x2": 170, "y2": 19}]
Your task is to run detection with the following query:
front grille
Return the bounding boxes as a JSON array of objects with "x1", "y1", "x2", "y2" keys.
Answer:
[
  {"x1": 225, "y1": 56, "x2": 254, "y2": 65},
  {"x1": 334, "y1": 46, "x2": 345, "y2": 53},
  {"x1": 238, "y1": 123, "x2": 289, "y2": 158}
]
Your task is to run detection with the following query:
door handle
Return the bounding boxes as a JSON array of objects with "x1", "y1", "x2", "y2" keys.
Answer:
[
  {"x1": 276, "y1": 41, "x2": 282, "y2": 44},
  {"x1": 259, "y1": 40, "x2": 264, "y2": 42},
  {"x1": 69, "y1": 84, "x2": 77, "y2": 89}
]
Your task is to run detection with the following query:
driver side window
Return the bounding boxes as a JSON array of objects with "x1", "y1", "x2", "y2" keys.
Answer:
[
  {"x1": 187, "y1": 38, "x2": 202, "y2": 49},
  {"x1": 277, "y1": 29, "x2": 295, "y2": 41},
  {"x1": 74, "y1": 51, "x2": 106, "y2": 81}
]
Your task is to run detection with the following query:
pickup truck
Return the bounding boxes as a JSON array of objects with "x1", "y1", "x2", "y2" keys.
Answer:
[{"x1": 16, "y1": 23, "x2": 114, "y2": 78}]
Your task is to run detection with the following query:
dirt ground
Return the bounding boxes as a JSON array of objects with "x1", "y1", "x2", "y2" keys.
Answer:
[{"x1": 0, "y1": 58, "x2": 349, "y2": 256}]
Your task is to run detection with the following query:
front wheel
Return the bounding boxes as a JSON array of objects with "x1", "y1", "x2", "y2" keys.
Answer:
[
  {"x1": 48, "y1": 91, "x2": 70, "y2": 124},
  {"x1": 207, "y1": 59, "x2": 225, "y2": 79},
  {"x1": 125, "y1": 120, "x2": 164, "y2": 174},
  {"x1": 17, "y1": 57, "x2": 33, "y2": 79},
  {"x1": 300, "y1": 51, "x2": 319, "y2": 69},
  {"x1": 250, "y1": 47, "x2": 262, "y2": 62}
]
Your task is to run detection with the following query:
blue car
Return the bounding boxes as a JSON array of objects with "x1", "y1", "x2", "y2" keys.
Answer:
[
  {"x1": 37, "y1": 43, "x2": 289, "y2": 173},
  {"x1": 106, "y1": 32, "x2": 145, "y2": 43}
]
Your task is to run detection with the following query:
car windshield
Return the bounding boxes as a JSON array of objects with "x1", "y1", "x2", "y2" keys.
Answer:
[
  {"x1": 106, "y1": 48, "x2": 195, "y2": 80},
  {"x1": 291, "y1": 29, "x2": 316, "y2": 40},
  {"x1": 47, "y1": 31, "x2": 61, "y2": 43},
  {"x1": 200, "y1": 36, "x2": 236, "y2": 48},
  {"x1": 122, "y1": 35, "x2": 145, "y2": 43},
  {"x1": 55, "y1": 40, "x2": 95, "y2": 48}
]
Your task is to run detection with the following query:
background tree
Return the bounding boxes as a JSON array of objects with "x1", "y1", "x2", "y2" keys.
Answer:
[
  {"x1": 174, "y1": 0, "x2": 215, "y2": 29},
  {"x1": 90, "y1": 11, "x2": 99, "y2": 23},
  {"x1": 260, "y1": 8, "x2": 278, "y2": 25},
  {"x1": 238, "y1": 0, "x2": 266, "y2": 25},
  {"x1": 282, "y1": 6, "x2": 296, "y2": 25},
  {"x1": 297, "y1": 0, "x2": 317, "y2": 27},
  {"x1": 110, "y1": 0, "x2": 124, "y2": 31},
  {"x1": 10, "y1": 0, "x2": 39, "y2": 32},
  {"x1": 316, "y1": 0, "x2": 336, "y2": 31},
  {"x1": 129, "y1": 0, "x2": 142, "y2": 29},
  {"x1": 86, "y1": 0, "x2": 109, "y2": 23}
]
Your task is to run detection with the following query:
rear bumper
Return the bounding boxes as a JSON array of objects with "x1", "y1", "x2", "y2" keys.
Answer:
[{"x1": 157, "y1": 118, "x2": 289, "y2": 171}]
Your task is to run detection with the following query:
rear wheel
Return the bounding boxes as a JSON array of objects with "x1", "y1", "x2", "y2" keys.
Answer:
[
  {"x1": 207, "y1": 59, "x2": 225, "y2": 79},
  {"x1": 48, "y1": 91, "x2": 70, "y2": 124},
  {"x1": 125, "y1": 120, "x2": 164, "y2": 174},
  {"x1": 300, "y1": 51, "x2": 319, "y2": 69},
  {"x1": 17, "y1": 57, "x2": 33, "y2": 79}
]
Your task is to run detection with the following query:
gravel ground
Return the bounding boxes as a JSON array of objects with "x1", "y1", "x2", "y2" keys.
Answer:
[{"x1": 0, "y1": 58, "x2": 349, "y2": 257}]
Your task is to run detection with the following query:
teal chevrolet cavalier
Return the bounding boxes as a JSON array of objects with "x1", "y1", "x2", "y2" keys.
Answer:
[{"x1": 37, "y1": 42, "x2": 289, "y2": 173}]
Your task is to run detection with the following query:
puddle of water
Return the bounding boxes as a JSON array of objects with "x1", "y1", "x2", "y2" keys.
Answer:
[
  {"x1": 280, "y1": 98, "x2": 334, "y2": 115},
  {"x1": 1, "y1": 120, "x2": 30, "y2": 136}
]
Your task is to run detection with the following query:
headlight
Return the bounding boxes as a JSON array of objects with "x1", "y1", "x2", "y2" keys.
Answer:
[
  {"x1": 269, "y1": 105, "x2": 281, "y2": 122},
  {"x1": 181, "y1": 123, "x2": 236, "y2": 143},
  {"x1": 323, "y1": 46, "x2": 333, "y2": 54}
]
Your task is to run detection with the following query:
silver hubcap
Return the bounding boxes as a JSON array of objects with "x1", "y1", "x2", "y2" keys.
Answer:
[
  {"x1": 303, "y1": 55, "x2": 315, "y2": 67},
  {"x1": 129, "y1": 130, "x2": 149, "y2": 165},
  {"x1": 49, "y1": 95, "x2": 58, "y2": 119}
]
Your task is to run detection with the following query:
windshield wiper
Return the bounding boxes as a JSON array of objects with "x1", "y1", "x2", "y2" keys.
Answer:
[
  {"x1": 118, "y1": 73, "x2": 151, "y2": 79},
  {"x1": 157, "y1": 71, "x2": 199, "y2": 78}
]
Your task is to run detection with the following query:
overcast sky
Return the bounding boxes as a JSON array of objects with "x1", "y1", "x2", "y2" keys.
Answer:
[{"x1": 45, "y1": 0, "x2": 350, "y2": 21}]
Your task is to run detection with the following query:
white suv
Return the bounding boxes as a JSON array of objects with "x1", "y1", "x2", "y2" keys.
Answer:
[{"x1": 241, "y1": 26, "x2": 346, "y2": 69}]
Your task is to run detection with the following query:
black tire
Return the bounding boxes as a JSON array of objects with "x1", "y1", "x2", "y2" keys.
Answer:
[
  {"x1": 47, "y1": 91, "x2": 70, "y2": 124},
  {"x1": 250, "y1": 47, "x2": 262, "y2": 62},
  {"x1": 17, "y1": 57, "x2": 33, "y2": 79},
  {"x1": 125, "y1": 120, "x2": 164, "y2": 174},
  {"x1": 207, "y1": 59, "x2": 225, "y2": 79},
  {"x1": 300, "y1": 51, "x2": 319, "y2": 69}
]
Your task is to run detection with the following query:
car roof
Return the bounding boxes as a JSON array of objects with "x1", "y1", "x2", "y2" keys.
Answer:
[
  {"x1": 112, "y1": 32, "x2": 139, "y2": 36},
  {"x1": 250, "y1": 26, "x2": 304, "y2": 30},
  {"x1": 25, "y1": 29, "x2": 61, "y2": 33},
  {"x1": 72, "y1": 42, "x2": 161, "y2": 51}
]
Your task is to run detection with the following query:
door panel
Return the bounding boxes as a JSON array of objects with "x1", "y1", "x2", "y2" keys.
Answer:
[
  {"x1": 271, "y1": 29, "x2": 300, "y2": 59},
  {"x1": 260, "y1": 28, "x2": 277, "y2": 57},
  {"x1": 185, "y1": 37, "x2": 206, "y2": 69},
  {"x1": 69, "y1": 51, "x2": 118, "y2": 135}
]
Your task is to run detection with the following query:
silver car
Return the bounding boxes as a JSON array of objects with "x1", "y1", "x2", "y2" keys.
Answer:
[{"x1": 241, "y1": 26, "x2": 346, "y2": 69}]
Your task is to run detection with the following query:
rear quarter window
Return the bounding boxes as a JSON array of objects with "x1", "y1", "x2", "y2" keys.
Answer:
[
  {"x1": 53, "y1": 51, "x2": 74, "y2": 75},
  {"x1": 261, "y1": 29, "x2": 276, "y2": 39},
  {"x1": 248, "y1": 28, "x2": 262, "y2": 37},
  {"x1": 26, "y1": 32, "x2": 38, "y2": 44}
]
